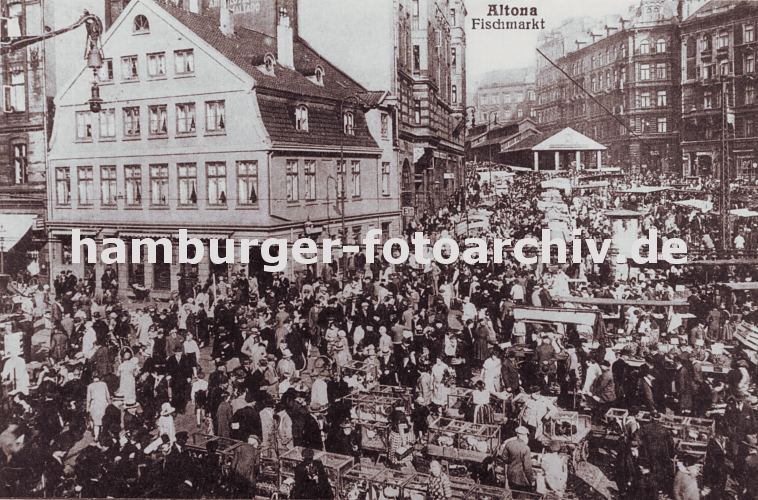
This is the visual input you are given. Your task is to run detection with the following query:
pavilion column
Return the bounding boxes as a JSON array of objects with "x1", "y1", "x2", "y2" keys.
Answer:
[
  {"x1": 533, "y1": 151, "x2": 539, "y2": 171},
  {"x1": 597, "y1": 150, "x2": 602, "y2": 169},
  {"x1": 575, "y1": 151, "x2": 581, "y2": 170},
  {"x1": 554, "y1": 151, "x2": 560, "y2": 170}
]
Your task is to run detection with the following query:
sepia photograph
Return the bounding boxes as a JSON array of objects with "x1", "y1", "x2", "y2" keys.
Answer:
[{"x1": 1, "y1": 0, "x2": 758, "y2": 498}]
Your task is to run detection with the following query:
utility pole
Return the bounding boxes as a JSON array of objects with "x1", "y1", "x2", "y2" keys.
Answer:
[{"x1": 720, "y1": 79, "x2": 731, "y2": 251}]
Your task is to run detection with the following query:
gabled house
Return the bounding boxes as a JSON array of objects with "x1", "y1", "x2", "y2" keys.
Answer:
[{"x1": 47, "y1": 0, "x2": 399, "y2": 295}]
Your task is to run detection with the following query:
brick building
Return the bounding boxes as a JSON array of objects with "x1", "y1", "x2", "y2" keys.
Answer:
[
  {"x1": 472, "y1": 67, "x2": 536, "y2": 127},
  {"x1": 535, "y1": 0, "x2": 682, "y2": 172},
  {"x1": 680, "y1": 0, "x2": 758, "y2": 179}
]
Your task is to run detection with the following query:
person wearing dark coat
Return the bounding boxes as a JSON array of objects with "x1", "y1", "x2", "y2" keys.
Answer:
[
  {"x1": 500, "y1": 351, "x2": 520, "y2": 393},
  {"x1": 498, "y1": 427, "x2": 535, "y2": 491},
  {"x1": 230, "y1": 437, "x2": 260, "y2": 496},
  {"x1": 702, "y1": 434, "x2": 728, "y2": 499},
  {"x1": 165, "y1": 347, "x2": 193, "y2": 413},
  {"x1": 162, "y1": 432, "x2": 194, "y2": 496},
  {"x1": 325, "y1": 420, "x2": 362, "y2": 460},
  {"x1": 638, "y1": 420, "x2": 676, "y2": 494},
  {"x1": 291, "y1": 448, "x2": 333, "y2": 499}
]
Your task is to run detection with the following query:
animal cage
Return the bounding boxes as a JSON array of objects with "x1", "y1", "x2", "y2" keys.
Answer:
[{"x1": 427, "y1": 417, "x2": 501, "y2": 463}]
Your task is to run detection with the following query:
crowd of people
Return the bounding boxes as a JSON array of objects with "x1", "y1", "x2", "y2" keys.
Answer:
[{"x1": 0, "y1": 165, "x2": 757, "y2": 499}]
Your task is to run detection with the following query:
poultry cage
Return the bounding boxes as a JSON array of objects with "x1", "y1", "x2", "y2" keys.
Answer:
[
  {"x1": 347, "y1": 391, "x2": 411, "y2": 453},
  {"x1": 278, "y1": 446, "x2": 354, "y2": 497},
  {"x1": 185, "y1": 433, "x2": 244, "y2": 474},
  {"x1": 401, "y1": 473, "x2": 480, "y2": 500},
  {"x1": 427, "y1": 417, "x2": 501, "y2": 463},
  {"x1": 539, "y1": 410, "x2": 592, "y2": 466}
]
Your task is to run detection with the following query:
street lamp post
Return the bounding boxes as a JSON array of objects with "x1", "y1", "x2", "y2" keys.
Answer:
[{"x1": 0, "y1": 225, "x2": 5, "y2": 275}]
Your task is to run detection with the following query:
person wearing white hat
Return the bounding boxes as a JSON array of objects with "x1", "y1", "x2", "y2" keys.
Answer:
[{"x1": 277, "y1": 349, "x2": 296, "y2": 380}]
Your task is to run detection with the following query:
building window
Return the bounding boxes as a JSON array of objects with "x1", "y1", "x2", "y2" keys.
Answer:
[
  {"x1": 411, "y1": 0, "x2": 419, "y2": 28},
  {"x1": 55, "y1": 167, "x2": 70, "y2": 205},
  {"x1": 450, "y1": 8, "x2": 456, "y2": 25},
  {"x1": 701, "y1": 36, "x2": 712, "y2": 51},
  {"x1": 150, "y1": 164, "x2": 168, "y2": 205},
  {"x1": 452, "y1": 84, "x2": 458, "y2": 104},
  {"x1": 3, "y1": 70, "x2": 25, "y2": 112},
  {"x1": 639, "y1": 92, "x2": 651, "y2": 108},
  {"x1": 314, "y1": 66, "x2": 324, "y2": 84},
  {"x1": 124, "y1": 165, "x2": 142, "y2": 206},
  {"x1": 517, "y1": 108, "x2": 523, "y2": 118},
  {"x1": 657, "y1": 117, "x2": 667, "y2": 133},
  {"x1": 656, "y1": 38, "x2": 666, "y2": 53},
  {"x1": 121, "y1": 55, "x2": 139, "y2": 81},
  {"x1": 746, "y1": 54, "x2": 755, "y2": 73},
  {"x1": 174, "y1": 49, "x2": 194, "y2": 74},
  {"x1": 128, "y1": 243, "x2": 145, "y2": 286},
  {"x1": 264, "y1": 54, "x2": 275, "y2": 73},
  {"x1": 133, "y1": 14, "x2": 149, "y2": 33},
  {"x1": 147, "y1": 52, "x2": 166, "y2": 77},
  {"x1": 716, "y1": 32, "x2": 729, "y2": 49},
  {"x1": 414, "y1": 100, "x2": 421, "y2": 123},
  {"x1": 286, "y1": 160, "x2": 299, "y2": 202},
  {"x1": 99, "y1": 108, "x2": 116, "y2": 139},
  {"x1": 720, "y1": 60, "x2": 730, "y2": 76},
  {"x1": 100, "y1": 166, "x2": 117, "y2": 206},
  {"x1": 12, "y1": 142, "x2": 26, "y2": 184},
  {"x1": 656, "y1": 63, "x2": 667, "y2": 79},
  {"x1": 123, "y1": 107, "x2": 140, "y2": 137},
  {"x1": 76, "y1": 111, "x2": 93, "y2": 140},
  {"x1": 153, "y1": 245, "x2": 171, "y2": 290},
  {"x1": 98, "y1": 59, "x2": 114, "y2": 82},
  {"x1": 639, "y1": 40, "x2": 650, "y2": 54},
  {"x1": 380, "y1": 113, "x2": 389, "y2": 137},
  {"x1": 704, "y1": 92, "x2": 713, "y2": 109},
  {"x1": 343, "y1": 111, "x2": 355, "y2": 135},
  {"x1": 77, "y1": 166, "x2": 94, "y2": 205},
  {"x1": 336, "y1": 161, "x2": 346, "y2": 199},
  {"x1": 639, "y1": 64, "x2": 650, "y2": 80},
  {"x1": 237, "y1": 161, "x2": 258, "y2": 205},
  {"x1": 381, "y1": 162, "x2": 390, "y2": 196},
  {"x1": 148, "y1": 105, "x2": 168, "y2": 136},
  {"x1": 745, "y1": 24, "x2": 755, "y2": 44},
  {"x1": 746, "y1": 84, "x2": 756, "y2": 105},
  {"x1": 178, "y1": 163, "x2": 198, "y2": 205},
  {"x1": 657, "y1": 90, "x2": 667, "y2": 107},
  {"x1": 304, "y1": 160, "x2": 316, "y2": 200},
  {"x1": 205, "y1": 100, "x2": 225, "y2": 132},
  {"x1": 295, "y1": 105, "x2": 309, "y2": 131},
  {"x1": 206, "y1": 162, "x2": 227, "y2": 205},
  {"x1": 176, "y1": 103, "x2": 196, "y2": 134},
  {"x1": 412, "y1": 45, "x2": 420, "y2": 71},
  {"x1": 351, "y1": 161, "x2": 361, "y2": 197},
  {"x1": 451, "y1": 47, "x2": 457, "y2": 69}
]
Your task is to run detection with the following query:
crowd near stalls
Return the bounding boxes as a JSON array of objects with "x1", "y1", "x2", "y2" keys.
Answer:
[{"x1": 2, "y1": 165, "x2": 758, "y2": 499}]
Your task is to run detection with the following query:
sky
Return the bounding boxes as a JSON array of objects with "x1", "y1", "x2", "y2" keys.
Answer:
[{"x1": 465, "y1": 0, "x2": 638, "y2": 88}]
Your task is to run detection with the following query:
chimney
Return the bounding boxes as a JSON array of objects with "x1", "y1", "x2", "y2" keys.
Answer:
[
  {"x1": 605, "y1": 25, "x2": 618, "y2": 37},
  {"x1": 189, "y1": 0, "x2": 200, "y2": 14},
  {"x1": 219, "y1": 0, "x2": 234, "y2": 37},
  {"x1": 277, "y1": 7, "x2": 294, "y2": 70},
  {"x1": 589, "y1": 32, "x2": 602, "y2": 42}
]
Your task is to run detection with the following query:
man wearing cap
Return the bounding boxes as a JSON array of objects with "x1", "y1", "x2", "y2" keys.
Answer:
[{"x1": 497, "y1": 426, "x2": 535, "y2": 491}]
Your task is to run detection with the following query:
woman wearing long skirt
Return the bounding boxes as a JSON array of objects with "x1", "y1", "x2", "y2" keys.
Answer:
[
  {"x1": 472, "y1": 380, "x2": 494, "y2": 424},
  {"x1": 86, "y1": 375, "x2": 111, "y2": 440},
  {"x1": 117, "y1": 348, "x2": 139, "y2": 406}
]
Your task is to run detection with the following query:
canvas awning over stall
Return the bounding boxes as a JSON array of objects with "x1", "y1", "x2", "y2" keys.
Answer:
[
  {"x1": 673, "y1": 199, "x2": 713, "y2": 212},
  {"x1": 0, "y1": 214, "x2": 36, "y2": 252}
]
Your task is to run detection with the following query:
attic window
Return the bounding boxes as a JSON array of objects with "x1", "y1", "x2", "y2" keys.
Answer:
[
  {"x1": 264, "y1": 54, "x2": 275, "y2": 73},
  {"x1": 343, "y1": 111, "x2": 355, "y2": 135},
  {"x1": 295, "y1": 105, "x2": 308, "y2": 131},
  {"x1": 315, "y1": 66, "x2": 324, "y2": 84},
  {"x1": 133, "y1": 15, "x2": 150, "y2": 33}
]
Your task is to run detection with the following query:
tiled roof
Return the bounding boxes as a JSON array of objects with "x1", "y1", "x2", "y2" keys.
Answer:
[
  {"x1": 154, "y1": 0, "x2": 379, "y2": 149},
  {"x1": 156, "y1": 1, "x2": 367, "y2": 101},
  {"x1": 258, "y1": 96, "x2": 378, "y2": 148}
]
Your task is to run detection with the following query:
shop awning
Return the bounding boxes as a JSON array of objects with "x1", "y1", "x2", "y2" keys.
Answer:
[
  {"x1": 730, "y1": 208, "x2": 758, "y2": 218},
  {"x1": 615, "y1": 186, "x2": 669, "y2": 194},
  {"x1": 1, "y1": 214, "x2": 35, "y2": 252},
  {"x1": 673, "y1": 199, "x2": 713, "y2": 212}
]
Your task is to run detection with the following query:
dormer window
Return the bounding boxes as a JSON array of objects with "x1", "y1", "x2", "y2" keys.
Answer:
[
  {"x1": 295, "y1": 105, "x2": 308, "y2": 131},
  {"x1": 133, "y1": 15, "x2": 150, "y2": 33},
  {"x1": 315, "y1": 66, "x2": 324, "y2": 85},
  {"x1": 343, "y1": 111, "x2": 355, "y2": 135},
  {"x1": 264, "y1": 54, "x2": 275, "y2": 74}
]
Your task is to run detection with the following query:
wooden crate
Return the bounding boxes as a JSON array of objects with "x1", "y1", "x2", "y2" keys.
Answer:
[
  {"x1": 279, "y1": 446, "x2": 354, "y2": 495},
  {"x1": 427, "y1": 417, "x2": 501, "y2": 463},
  {"x1": 340, "y1": 463, "x2": 388, "y2": 500},
  {"x1": 348, "y1": 392, "x2": 406, "y2": 424}
]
